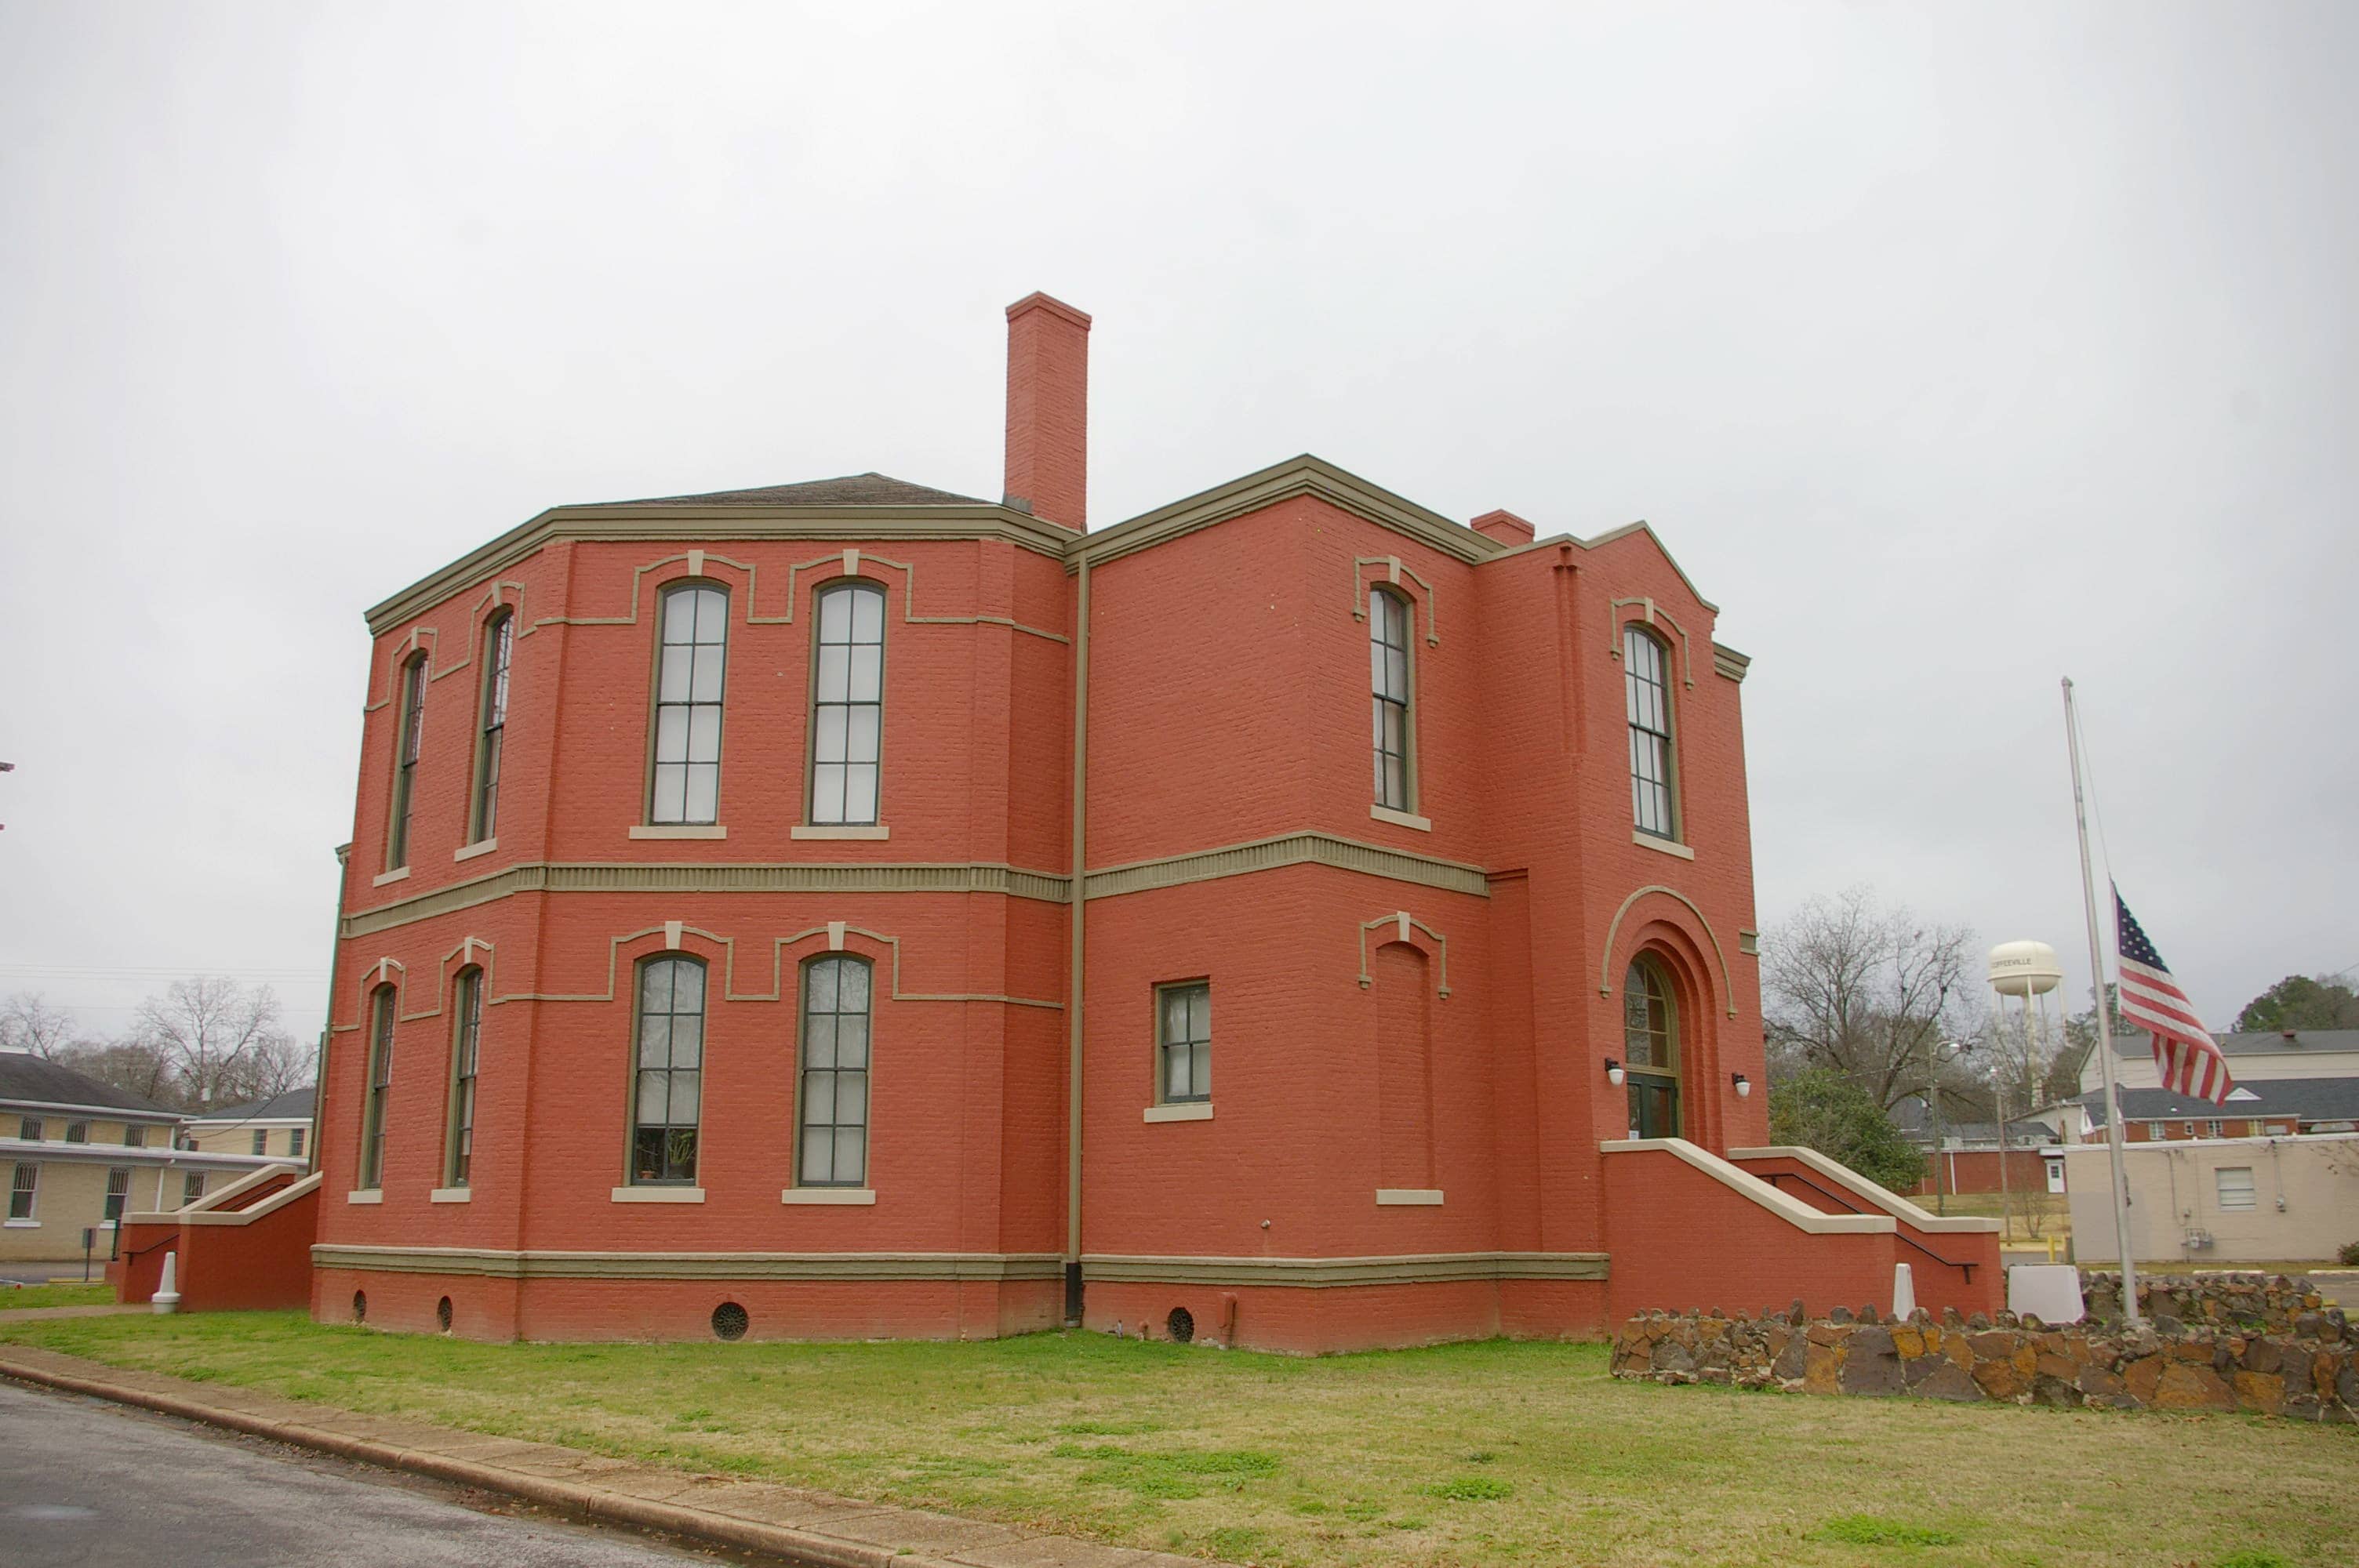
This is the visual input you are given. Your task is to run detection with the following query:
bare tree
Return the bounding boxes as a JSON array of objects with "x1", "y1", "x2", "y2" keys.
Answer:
[
  {"x1": 220, "y1": 1032, "x2": 311, "y2": 1104},
  {"x1": 53, "y1": 1036, "x2": 177, "y2": 1105},
  {"x1": 0, "y1": 991, "x2": 77, "y2": 1058},
  {"x1": 128, "y1": 976, "x2": 297, "y2": 1111},
  {"x1": 1762, "y1": 886, "x2": 1980, "y2": 1111}
]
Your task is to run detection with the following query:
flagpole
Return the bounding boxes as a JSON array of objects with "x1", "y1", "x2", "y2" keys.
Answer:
[{"x1": 2063, "y1": 677, "x2": 2142, "y2": 1327}]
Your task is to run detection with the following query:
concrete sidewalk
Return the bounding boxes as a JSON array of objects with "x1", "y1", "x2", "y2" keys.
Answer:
[{"x1": 0, "y1": 1344, "x2": 1216, "y2": 1568}]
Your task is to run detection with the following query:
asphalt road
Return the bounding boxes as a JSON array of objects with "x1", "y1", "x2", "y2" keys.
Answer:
[{"x1": 0, "y1": 1381, "x2": 753, "y2": 1568}]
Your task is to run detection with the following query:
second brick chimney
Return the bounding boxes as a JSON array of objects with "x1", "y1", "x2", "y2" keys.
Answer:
[
  {"x1": 1470, "y1": 509, "x2": 1536, "y2": 547},
  {"x1": 1003, "y1": 292, "x2": 1092, "y2": 530}
]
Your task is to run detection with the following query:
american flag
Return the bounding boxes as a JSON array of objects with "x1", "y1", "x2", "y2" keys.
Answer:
[{"x1": 2114, "y1": 886, "x2": 2235, "y2": 1104}]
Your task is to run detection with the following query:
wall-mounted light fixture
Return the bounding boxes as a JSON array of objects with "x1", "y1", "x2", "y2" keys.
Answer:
[
  {"x1": 1732, "y1": 1073, "x2": 1752, "y2": 1099},
  {"x1": 1605, "y1": 1058, "x2": 1625, "y2": 1087}
]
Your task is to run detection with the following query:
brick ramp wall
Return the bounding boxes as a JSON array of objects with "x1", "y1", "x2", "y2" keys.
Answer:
[
  {"x1": 111, "y1": 1174, "x2": 321, "y2": 1312},
  {"x1": 1726, "y1": 1150, "x2": 2001, "y2": 1319}
]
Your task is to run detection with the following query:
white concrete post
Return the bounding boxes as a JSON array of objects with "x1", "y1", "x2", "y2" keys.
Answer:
[
  {"x1": 1892, "y1": 1262, "x2": 1917, "y2": 1321},
  {"x1": 152, "y1": 1250, "x2": 180, "y2": 1314}
]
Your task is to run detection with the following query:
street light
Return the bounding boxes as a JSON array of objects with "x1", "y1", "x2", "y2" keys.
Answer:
[{"x1": 1929, "y1": 1038, "x2": 1974, "y2": 1216}]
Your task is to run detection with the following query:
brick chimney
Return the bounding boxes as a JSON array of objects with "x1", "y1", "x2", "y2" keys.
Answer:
[
  {"x1": 1003, "y1": 292, "x2": 1091, "y2": 530},
  {"x1": 1470, "y1": 509, "x2": 1536, "y2": 547}
]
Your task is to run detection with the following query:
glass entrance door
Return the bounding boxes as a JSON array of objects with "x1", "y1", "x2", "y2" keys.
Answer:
[
  {"x1": 1623, "y1": 957, "x2": 1682, "y2": 1139},
  {"x1": 1627, "y1": 1073, "x2": 1680, "y2": 1139}
]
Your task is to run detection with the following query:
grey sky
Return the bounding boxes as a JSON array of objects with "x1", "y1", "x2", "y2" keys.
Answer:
[{"x1": 3, "y1": 2, "x2": 2353, "y2": 1047}]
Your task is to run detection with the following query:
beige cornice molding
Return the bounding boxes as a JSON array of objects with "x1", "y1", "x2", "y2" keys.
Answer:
[
  {"x1": 1079, "y1": 1251, "x2": 1608, "y2": 1287},
  {"x1": 365, "y1": 504, "x2": 1073, "y2": 635},
  {"x1": 1711, "y1": 642, "x2": 1751, "y2": 681},
  {"x1": 1074, "y1": 455, "x2": 1502, "y2": 572},
  {"x1": 1084, "y1": 831, "x2": 1490, "y2": 903},
  {"x1": 311, "y1": 1244, "x2": 1064, "y2": 1281}
]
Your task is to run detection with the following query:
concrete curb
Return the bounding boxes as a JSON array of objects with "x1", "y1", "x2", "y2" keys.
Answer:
[{"x1": 0, "y1": 1348, "x2": 1206, "y2": 1568}]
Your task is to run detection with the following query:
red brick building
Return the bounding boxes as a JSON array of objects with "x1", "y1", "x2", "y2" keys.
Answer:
[{"x1": 311, "y1": 293, "x2": 1997, "y2": 1350}]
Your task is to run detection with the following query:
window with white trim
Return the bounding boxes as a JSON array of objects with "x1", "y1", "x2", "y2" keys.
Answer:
[
  {"x1": 64, "y1": 1121, "x2": 87, "y2": 1145},
  {"x1": 650, "y1": 585, "x2": 728, "y2": 825},
  {"x1": 104, "y1": 1167, "x2": 130, "y2": 1222},
  {"x1": 1370, "y1": 590, "x2": 1412, "y2": 811},
  {"x1": 445, "y1": 966, "x2": 482, "y2": 1188},
  {"x1": 797, "y1": 955, "x2": 872, "y2": 1186},
  {"x1": 16, "y1": 1118, "x2": 38, "y2": 1142},
  {"x1": 630, "y1": 956, "x2": 704, "y2": 1185},
  {"x1": 809, "y1": 582, "x2": 885, "y2": 826},
  {"x1": 358, "y1": 986, "x2": 395, "y2": 1189},
  {"x1": 8, "y1": 1162, "x2": 35, "y2": 1220},
  {"x1": 182, "y1": 1171, "x2": 205, "y2": 1205},
  {"x1": 471, "y1": 611, "x2": 513, "y2": 841},
  {"x1": 251, "y1": 1129, "x2": 267, "y2": 1155},
  {"x1": 388, "y1": 652, "x2": 427, "y2": 868},
  {"x1": 123, "y1": 1125, "x2": 147, "y2": 1149},
  {"x1": 1624, "y1": 625, "x2": 1677, "y2": 840},
  {"x1": 1158, "y1": 982, "x2": 1211, "y2": 1104},
  {"x1": 2214, "y1": 1167, "x2": 2256, "y2": 1210},
  {"x1": 289, "y1": 1126, "x2": 305, "y2": 1159}
]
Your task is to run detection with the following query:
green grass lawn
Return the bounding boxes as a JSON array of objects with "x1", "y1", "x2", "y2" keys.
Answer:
[
  {"x1": 2, "y1": 1312, "x2": 2348, "y2": 1568},
  {"x1": 0, "y1": 1283, "x2": 115, "y2": 1311}
]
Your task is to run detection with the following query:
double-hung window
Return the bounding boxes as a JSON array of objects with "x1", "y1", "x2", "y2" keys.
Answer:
[
  {"x1": 1158, "y1": 982, "x2": 1211, "y2": 1104},
  {"x1": 64, "y1": 1121, "x2": 87, "y2": 1145},
  {"x1": 250, "y1": 1129, "x2": 267, "y2": 1156},
  {"x1": 1370, "y1": 590, "x2": 1413, "y2": 811},
  {"x1": 124, "y1": 1125, "x2": 146, "y2": 1149},
  {"x1": 650, "y1": 586, "x2": 728, "y2": 825},
  {"x1": 630, "y1": 956, "x2": 704, "y2": 1185},
  {"x1": 1625, "y1": 626, "x2": 1677, "y2": 840},
  {"x1": 289, "y1": 1126, "x2": 305, "y2": 1159},
  {"x1": 445, "y1": 967, "x2": 482, "y2": 1188},
  {"x1": 797, "y1": 956, "x2": 872, "y2": 1186},
  {"x1": 471, "y1": 612, "x2": 513, "y2": 841},
  {"x1": 182, "y1": 1171, "x2": 206, "y2": 1205},
  {"x1": 358, "y1": 986, "x2": 395, "y2": 1189},
  {"x1": 7, "y1": 1163, "x2": 35, "y2": 1220},
  {"x1": 388, "y1": 653, "x2": 427, "y2": 868},
  {"x1": 104, "y1": 1168, "x2": 130, "y2": 1223},
  {"x1": 16, "y1": 1118, "x2": 38, "y2": 1142},
  {"x1": 809, "y1": 583, "x2": 885, "y2": 825}
]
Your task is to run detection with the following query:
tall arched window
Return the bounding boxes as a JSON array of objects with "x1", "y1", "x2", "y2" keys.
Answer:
[
  {"x1": 809, "y1": 582, "x2": 885, "y2": 826},
  {"x1": 630, "y1": 956, "x2": 705, "y2": 1185},
  {"x1": 797, "y1": 955, "x2": 871, "y2": 1187},
  {"x1": 1622, "y1": 956, "x2": 1681, "y2": 1138},
  {"x1": 358, "y1": 985, "x2": 396, "y2": 1189},
  {"x1": 443, "y1": 966, "x2": 483, "y2": 1189},
  {"x1": 387, "y1": 653, "x2": 427, "y2": 869},
  {"x1": 470, "y1": 612, "x2": 513, "y2": 843},
  {"x1": 1623, "y1": 626, "x2": 1677, "y2": 840},
  {"x1": 650, "y1": 585, "x2": 728, "y2": 825},
  {"x1": 1371, "y1": 590, "x2": 1413, "y2": 811}
]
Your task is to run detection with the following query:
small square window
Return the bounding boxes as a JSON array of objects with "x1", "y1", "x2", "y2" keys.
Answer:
[
  {"x1": 183, "y1": 1171, "x2": 206, "y2": 1204},
  {"x1": 17, "y1": 1117, "x2": 41, "y2": 1142},
  {"x1": 64, "y1": 1121, "x2": 88, "y2": 1145},
  {"x1": 2214, "y1": 1167, "x2": 2256, "y2": 1211},
  {"x1": 124, "y1": 1125, "x2": 147, "y2": 1148},
  {"x1": 1156, "y1": 982, "x2": 1211, "y2": 1105},
  {"x1": 2204, "y1": 1120, "x2": 2223, "y2": 1139}
]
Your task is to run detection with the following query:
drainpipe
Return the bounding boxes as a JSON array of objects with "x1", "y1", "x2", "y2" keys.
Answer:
[
  {"x1": 1064, "y1": 556, "x2": 1092, "y2": 1324},
  {"x1": 311, "y1": 844, "x2": 351, "y2": 1176}
]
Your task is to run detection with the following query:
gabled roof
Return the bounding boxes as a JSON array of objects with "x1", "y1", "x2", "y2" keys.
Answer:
[
  {"x1": 2076, "y1": 1077, "x2": 2359, "y2": 1125},
  {"x1": 2107, "y1": 1028, "x2": 2359, "y2": 1058},
  {"x1": 193, "y1": 1085, "x2": 316, "y2": 1124},
  {"x1": 604, "y1": 472, "x2": 988, "y2": 508},
  {"x1": 0, "y1": 1051, "x2": 178, "y2": 1116}
]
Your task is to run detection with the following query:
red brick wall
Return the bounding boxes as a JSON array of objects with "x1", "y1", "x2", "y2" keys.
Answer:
[{"x1": 1604, "y1": 1147, "x2": 1899, "y2": 1320}]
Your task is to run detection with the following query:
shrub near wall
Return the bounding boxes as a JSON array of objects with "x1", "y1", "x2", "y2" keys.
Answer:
[{"x1": 1611, "y1": 1301, "x2": 2357, "y2": 1421}]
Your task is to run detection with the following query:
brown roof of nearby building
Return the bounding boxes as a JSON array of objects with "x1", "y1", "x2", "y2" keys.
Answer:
[
  {"x1": 604, "y1": 472, "x2": 989, "y2": 508},
  {"x1": 0, "y1": 1051, "x2": 177, "y2": 1116}
]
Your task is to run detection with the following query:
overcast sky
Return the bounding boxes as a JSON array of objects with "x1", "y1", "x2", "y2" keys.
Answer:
[{"x1": 2, "y1": 2, "x2": 2353, "y2": 1051}]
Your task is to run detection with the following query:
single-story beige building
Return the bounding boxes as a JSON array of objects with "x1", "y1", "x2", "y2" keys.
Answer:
[
  {"x1": 181, "y1": 1085, "x2": 316, "y2": 1163},
  {"x1": 2063, "y1": 1132, "x2": 2359, "y2": 1266}
]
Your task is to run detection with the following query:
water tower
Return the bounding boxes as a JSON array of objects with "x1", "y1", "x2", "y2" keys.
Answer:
[{"x1": 1984, "y1": 941, "x2": 2063, "y2": 1241}]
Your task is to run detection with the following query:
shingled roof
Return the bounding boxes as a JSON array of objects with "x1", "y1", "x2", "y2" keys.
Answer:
[
  {"x1": 605, "y1": 472, "x2": 989, "y2": 508},
  {"x1": 0, "y1": 1051, "x2": 177, "y2": 1116}
]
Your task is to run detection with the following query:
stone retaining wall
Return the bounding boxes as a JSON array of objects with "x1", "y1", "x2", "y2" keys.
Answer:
[
  {"x1": 1611, "y1": 1301, "x2": 2356, "y2": 1421},
  {"x1": 2079, "y1": 1271, "x2": 2326, "y2": 1334}
]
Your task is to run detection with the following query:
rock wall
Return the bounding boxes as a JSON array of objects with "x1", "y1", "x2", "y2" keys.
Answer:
[
  {"x1": 2079, "y1": 1271, "x2": 2327, "y2": 1334},
  {"x1": 1610, "y1": 1301, "x2": 2356, "y2": 1422}
]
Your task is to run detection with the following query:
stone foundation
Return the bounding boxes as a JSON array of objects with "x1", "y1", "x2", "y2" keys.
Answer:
[
  {"x1": 2079, "y1": 1270, "x2": 2327, "y2": 1335},
  {"x1": 1610, "y1": 1300, "x2": 2356, "y2": 1421}
]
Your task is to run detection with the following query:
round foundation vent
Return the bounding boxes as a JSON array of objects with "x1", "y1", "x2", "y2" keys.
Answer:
[
  {"x1": 436, "y1": 1296, "x2": 453, "y2": 1333},
  {"x1": 351, "y1": 1290, "x2": 367, "y2": 1323},
  {"x1": 711, "y1": 1301, "x2": 750, "y2": 1341},
  {"x1": 1166, "y1": 1306, "x2": 1195, "y2": 1344}
]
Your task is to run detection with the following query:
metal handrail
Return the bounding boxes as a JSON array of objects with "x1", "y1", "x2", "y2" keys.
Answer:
[{"x1": 1760, "y1": 1170, "x2": 1979, "y2": 1279}]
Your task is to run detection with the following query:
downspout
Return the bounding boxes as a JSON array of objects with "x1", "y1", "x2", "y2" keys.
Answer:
[
  {"x1": 1064, "y1": 555, "x2": 1092, "y2": 1323},
  {"x1": 311, "y1": 844, "x2": 351, "y2": 1176}
]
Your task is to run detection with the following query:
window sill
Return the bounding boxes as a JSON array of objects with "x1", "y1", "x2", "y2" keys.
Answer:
[
  {"x1": 791, "y1": 824, "x2": 890, "y2": 840},
  {"x1": 1632, "y1": 832, "x2": 1694, "y2": 861},
  {"x1": 780, "y1": 1188, "x2": 876, "y2": 1204},
  {"x1": 370, "y1": 867, "x2": 413, "y2": 887},
  {"x1": 1369, "y1": 805, "x2": 1432, "y2": 833},
  {"x1": 1376, "y1": 1189, "x2": 1445, "y2": 1206},
  {"x1": 346, "y1": 1190, "x2": 383, "y2": 1205},
  {"x1": 631, "y1": 825, "x2": 727, "y2": 840},
  {"x1": 3, "y1": 1218, "x2": 38, "y2": 1229},
  {"x1": 610, "y1": 1185, "x2": 705, "y2": 1203},
  {"x1": 428, "y1": 1187, "x2": 471, "y2": 1203},
  {"x1": 1143, "y1": 1102, "x2": 1213, "y2": 1123},
  {"x1": 453, "y1": 838, "x2": 498, "y2": 862}
]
